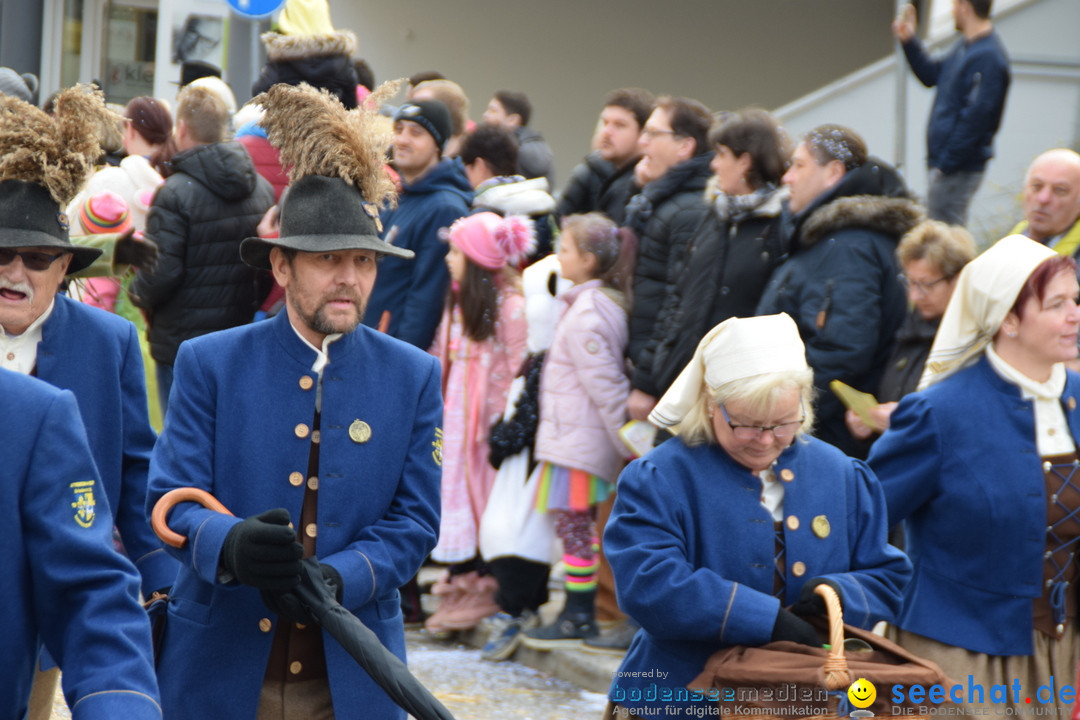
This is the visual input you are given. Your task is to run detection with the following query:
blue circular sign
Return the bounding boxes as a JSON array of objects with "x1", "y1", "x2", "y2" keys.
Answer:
[{"x1": 227, "y1": 0, "x2": 286, "y2": 20}]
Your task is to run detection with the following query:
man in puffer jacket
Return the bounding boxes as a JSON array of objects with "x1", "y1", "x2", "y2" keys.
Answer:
[
  {"x1": 623, "y1": 96, "x2": 714, "y2": 422},
  {"x1": 757, "y1": 125, "x2": 924, "y2": 458},
  {"x1": 132, "y1": 86, "x2": 274, "y2": 412}
]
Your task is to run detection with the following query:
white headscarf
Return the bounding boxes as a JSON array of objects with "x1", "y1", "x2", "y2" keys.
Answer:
[
  {"x1": 649, "y1": 313, "x2": 808, "y2": 429},
  {"x1": 918, "y1": 234, "x2": 1057, "y2": 390}
]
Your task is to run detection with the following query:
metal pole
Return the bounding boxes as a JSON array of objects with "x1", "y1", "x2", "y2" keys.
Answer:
[{"x1": 893, "y1": 0, "x2": 909, "y2": 171}]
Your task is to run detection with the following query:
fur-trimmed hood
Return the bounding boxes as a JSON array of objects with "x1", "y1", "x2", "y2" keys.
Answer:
[
  {"x1": 791, "y1": 156, "x2": 922, "y2": 250},
  {"x1": 799, "y1": 194, "x2": 924, "y2": 249},
  {"x1": 261, "y1": 30, "x2": 357, "y2": 62}
]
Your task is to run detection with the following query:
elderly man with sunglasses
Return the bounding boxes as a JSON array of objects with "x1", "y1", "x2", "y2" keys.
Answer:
[{"x1": 0, "y1": 178, "x2": 176, "y2": 715}]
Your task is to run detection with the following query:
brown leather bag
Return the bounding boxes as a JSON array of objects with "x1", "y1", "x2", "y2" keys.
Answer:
[{"x1": 688, "y1": 586, "x2": 963, "y2": 718}]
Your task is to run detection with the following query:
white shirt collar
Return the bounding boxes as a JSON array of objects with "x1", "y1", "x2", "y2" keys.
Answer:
[
  {"x1": 0, "y1": 299, "x2": 56, "y2": 375},
  {"x1": 986, "y1": 345, "x2": 1072, "y2": 455},
  {"x1": 288, "y1": 319, "x2": 342, "y2": 374}
]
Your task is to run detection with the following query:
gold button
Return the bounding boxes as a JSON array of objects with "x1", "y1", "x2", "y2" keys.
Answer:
[
  {"x1": 258, "y1": 618, "x2": 272, "y2": 633},
  {"x1": 786, "y1": 515, "x2": 799, "y2": 531},
  {"x1": 812, "y1": 515, "x2": 831, "y2": 539},
  {"x1": 1044, "y1": 461, "x2": 1053, "y2": 473},
  {"x1": 1048, "y1": 428, "x2": 1057, "y2": 437},
  {"x1": 307, "y1": 476, "x2": 319, "y2": 491},
  {"x1": 296, "y1": 622, "x2": 307, "y2": 630},
  {"x1": 289, "y1": 472, "x2": 304, "y2": 487},
  {"x1": 311, "y1": 430, "x2": 321, "y2": 444},
  {"x1": 791, "y1": 561, "x2": 806, "y2": 577},
  {"x1": 295, "y1": 423, "x2": 309, "y2": 439},
  {"x1": 305, "y1": 523, "x2": 317, "y2": 538},
  {"x1": 779, "y1": 469, "x2": 795, "y2": 482},
  {"x1": 5, "y1": 352, "x2": 13, "y2": 361},
  {"x1": 1069, "y1": 397, "x2": 1077, "y2": 411},
  {"x1": 299, "y1": 376, "x2": 314, "y2": 390},
  {"x1": 289, "y1": 661, "x2": 303, "y2": 675},
  {"x1": 1057, "y1": 623, "x2": 1066, "y2": 635}
]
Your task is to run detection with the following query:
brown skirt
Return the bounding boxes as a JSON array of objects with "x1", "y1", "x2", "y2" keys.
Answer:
[{"x1": 890, "y1": 626, "x2": 1080, "y2": 715}]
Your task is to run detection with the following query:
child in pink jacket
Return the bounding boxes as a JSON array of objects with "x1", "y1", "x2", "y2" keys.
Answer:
[{"x1": 523, "y1": 212, "x2": 636, "y2": 646}]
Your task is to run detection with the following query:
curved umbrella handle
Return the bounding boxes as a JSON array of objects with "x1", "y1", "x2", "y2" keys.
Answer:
[{"x1": 152, "y1": 487, "x2": 234, "y2": 548}]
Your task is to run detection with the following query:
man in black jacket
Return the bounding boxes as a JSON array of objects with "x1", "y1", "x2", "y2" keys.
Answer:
[
  {"x1": 624, "y1": 95, "x2": 715, "y2": 422},
  {"x1": 132, "y1": 85, "x2": 274, "y2": 413},
  {"x1": 756, "y1": 125, "x2": 923, "y2": 458},
  {"x1": 556, "y1": 88, "x2": 655, "y2": 225}
]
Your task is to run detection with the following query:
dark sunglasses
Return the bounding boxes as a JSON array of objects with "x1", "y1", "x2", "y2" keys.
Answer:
[{"x1": 0, "y1": 248, "x2": 68, "y2": 272}]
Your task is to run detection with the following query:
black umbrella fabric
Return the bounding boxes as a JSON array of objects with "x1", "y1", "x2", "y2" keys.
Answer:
[{"x1": 287, "y1": 558, "x2": 456, "y2": 720}]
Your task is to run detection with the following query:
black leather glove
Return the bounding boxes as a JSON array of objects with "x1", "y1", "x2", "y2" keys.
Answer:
[
  {"x1": 220, "y1": 508, "x2": 303, "y2": 591},
  {"x1": 790, "y1": 578, "x2": 843, "y2": 618},
  {"x1": 261, "y1": 561, "x2": 344, "y2": 626},
  {"x1": 114, "y1": 229, "x2": 159, "y2": 270},
  {"x1": 771, "y1": 607, "x2": 821, "y2": 646}
]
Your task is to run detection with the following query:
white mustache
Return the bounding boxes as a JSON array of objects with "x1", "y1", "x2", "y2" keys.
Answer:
[{"x1": 0, "y1": 278, "x2": 33, "y2": 302}]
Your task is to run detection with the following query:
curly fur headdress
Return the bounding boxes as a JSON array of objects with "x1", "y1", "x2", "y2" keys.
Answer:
[
  {"x1": 252, "y1": 80, "x2": 400, "y2": 208},
  {"x1": 0, "y1": 84, "x2": 114, "y2": 206}
]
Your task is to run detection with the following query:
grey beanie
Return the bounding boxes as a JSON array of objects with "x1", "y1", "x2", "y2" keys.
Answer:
[{"x1": 0, "y1": 68, "x2": 38, "y2": 105}]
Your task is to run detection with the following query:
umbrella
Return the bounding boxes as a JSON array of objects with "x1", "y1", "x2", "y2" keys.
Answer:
[{"x1": 152, "y1": 488, "x2": 456, "y2": 720}]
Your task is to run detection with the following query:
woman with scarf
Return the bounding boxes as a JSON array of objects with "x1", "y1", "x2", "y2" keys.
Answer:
[{"x1": 869, "y1": 235, "x2": 1080, "y2": 715}]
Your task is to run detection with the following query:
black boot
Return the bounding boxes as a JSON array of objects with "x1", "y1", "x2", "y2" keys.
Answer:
[{"x1": 521, "y1": 589, "x2": 598, "y2": 649}]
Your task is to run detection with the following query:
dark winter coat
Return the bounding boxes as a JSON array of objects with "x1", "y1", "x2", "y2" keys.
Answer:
[
  {"x1": 514, "y1": 126, "x2": 555, "y2": 188},
  {"x1": 252, "y1": 31, "x2": 359, "y2": 109},
  {"x1": 649, "y1": 187, "x2": 788, "y2": 396},
  {"x1": 902, "y1": 30, "x2": 1010, "y2": 173},
  {"x1": 624, "y1": 152, "x2": 714, "y2": 396},
  {"x1": 363, "y1": 158, "x2": 473, "y2": 349},
  {"x1": 556, "y1": 151, "x2": 640, "y2": 225},
  {"x1": 132, "y1": 141, "x2": 275, "y2": 365},
  {"x1": 757, "y1": 158, "x2": 924, "y2": 457},
  {"x1": 877, "y1": 310, "x2": 939, "y2": 404}
]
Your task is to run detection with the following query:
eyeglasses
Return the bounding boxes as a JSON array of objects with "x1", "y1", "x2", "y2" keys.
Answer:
[
  {"x1": 718, "y1": 403, "x2": 805, "y2": 441},
  {"x1": 641, "y1": 127, "x2": 680, "y2": 140},
  {"x1": 0, "y1": 248, "x2": 67, "y2": 272},
  {"x1": 898, "y1": 272, "x2": 949, "y2": 296}
]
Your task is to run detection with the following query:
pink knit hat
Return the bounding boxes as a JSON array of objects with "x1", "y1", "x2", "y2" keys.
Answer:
[
  {"x1": 443, "y1": 212, "x2": 535, "y2": 270},
  {"x1": 80, "y1": 190, "x2": 132, "y2": 235}
]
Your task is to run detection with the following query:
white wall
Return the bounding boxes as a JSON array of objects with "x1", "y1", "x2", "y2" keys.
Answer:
[{"x1": 329, "y1": 0, "x2": 895, "y2": 194}]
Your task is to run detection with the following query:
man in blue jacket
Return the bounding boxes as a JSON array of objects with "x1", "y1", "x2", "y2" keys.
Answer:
[
  {"x1": 0, "y1": 88, "x2": 177, "y2": 719},
  {"x1": 146, "y1": 83, "x2": 442, "y2": 720},
  {"x1": 894, "y1": 0, "x2": 1010, "y2": 225},
  {"x1": 364, "y1": 99, "x2": 472, "y2": 349},
  {"x1": 0, "y1": 368, "x2": 162, "y2": 719}
]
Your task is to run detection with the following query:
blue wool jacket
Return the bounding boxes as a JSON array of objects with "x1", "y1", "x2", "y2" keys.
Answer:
[
  {"x1": 902, "y1": 30, "x2": 1010, "y2": 174},
  {"x1": 605, "y1": 435, "x2": 910, "y2": 714},
  {"x1": 38, "y1": 294, "x2": 177, "y2": 595},
  {"x1": 364, "y1": 157, "x2": 472, "y2": 348},
  {"x1": 870, "y1": 356, "x2": 1080, "y2": 656},
  {"x1": 1, "y1": 369, "x2": 160, "y2": 719},
  {"x1": 146, "y1": 310, "x2": 443, "y2": 719}
]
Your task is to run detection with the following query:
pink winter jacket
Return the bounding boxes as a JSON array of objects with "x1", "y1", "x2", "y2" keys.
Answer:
[{"x1": 535, "y1": 280, "x2": 631, "y2": 483}]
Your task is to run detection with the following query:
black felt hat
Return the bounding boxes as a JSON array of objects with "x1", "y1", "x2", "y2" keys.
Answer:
[
  {"x1": 0, "y1": 180, "x2": 102, "y2": 274},
  {"x1": 240, "y1": 175, "x2": 414, "y2": 270}
]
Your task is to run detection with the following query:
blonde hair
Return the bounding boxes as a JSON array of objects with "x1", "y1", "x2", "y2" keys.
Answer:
[
  {"x1": 677, "y1": 370, "x2": 816, "y2": 447},
  {"x1": 176, "y1": 86, "x2": 229, "y2": 144},
  {"x1": 896, "y1": 220, "x2": 976, "y2": 279}
]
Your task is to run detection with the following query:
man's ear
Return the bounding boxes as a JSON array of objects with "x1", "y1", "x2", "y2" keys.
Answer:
[
  {"x1": 825, "y1": 159, "x2": 847, "y2": 187},
  {"x1": 269, "y1": 247, "x2": 291, "y2": 288},
  {"x1": 505, "y1": 113, "x2": 523, "y2": 129}
]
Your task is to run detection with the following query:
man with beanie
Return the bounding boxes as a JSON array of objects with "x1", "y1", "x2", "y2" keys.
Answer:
[
  {"x1": 132, "y1": 84, "x2": 274, "y2": 412},
  {"x1": 147, "y1": 84, "x2": 442, "y2": 720},
  {"x1": 0, "y1": 86, "x2": 163, "y2": 720},
  {"x1": 364, "y1": 99, "x2": 472, "y2": 349}
]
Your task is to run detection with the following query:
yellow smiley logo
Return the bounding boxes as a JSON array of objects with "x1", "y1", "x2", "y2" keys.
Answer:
[{"x1": 847, "y1": 678, "x2": 876, "y2": 709}]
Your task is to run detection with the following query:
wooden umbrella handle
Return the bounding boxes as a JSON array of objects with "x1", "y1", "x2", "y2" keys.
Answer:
[
  {"x1": 814, "y1": 583, "x2": 852, "y2": 690},
  {"x1": 151, "y1": 488, "x2": 234, "y2": 549}
]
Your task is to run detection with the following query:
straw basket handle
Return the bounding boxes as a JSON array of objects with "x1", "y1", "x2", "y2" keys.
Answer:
[{"x1": 813, "y1": 583, "x2": 852, "y2": 690}]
